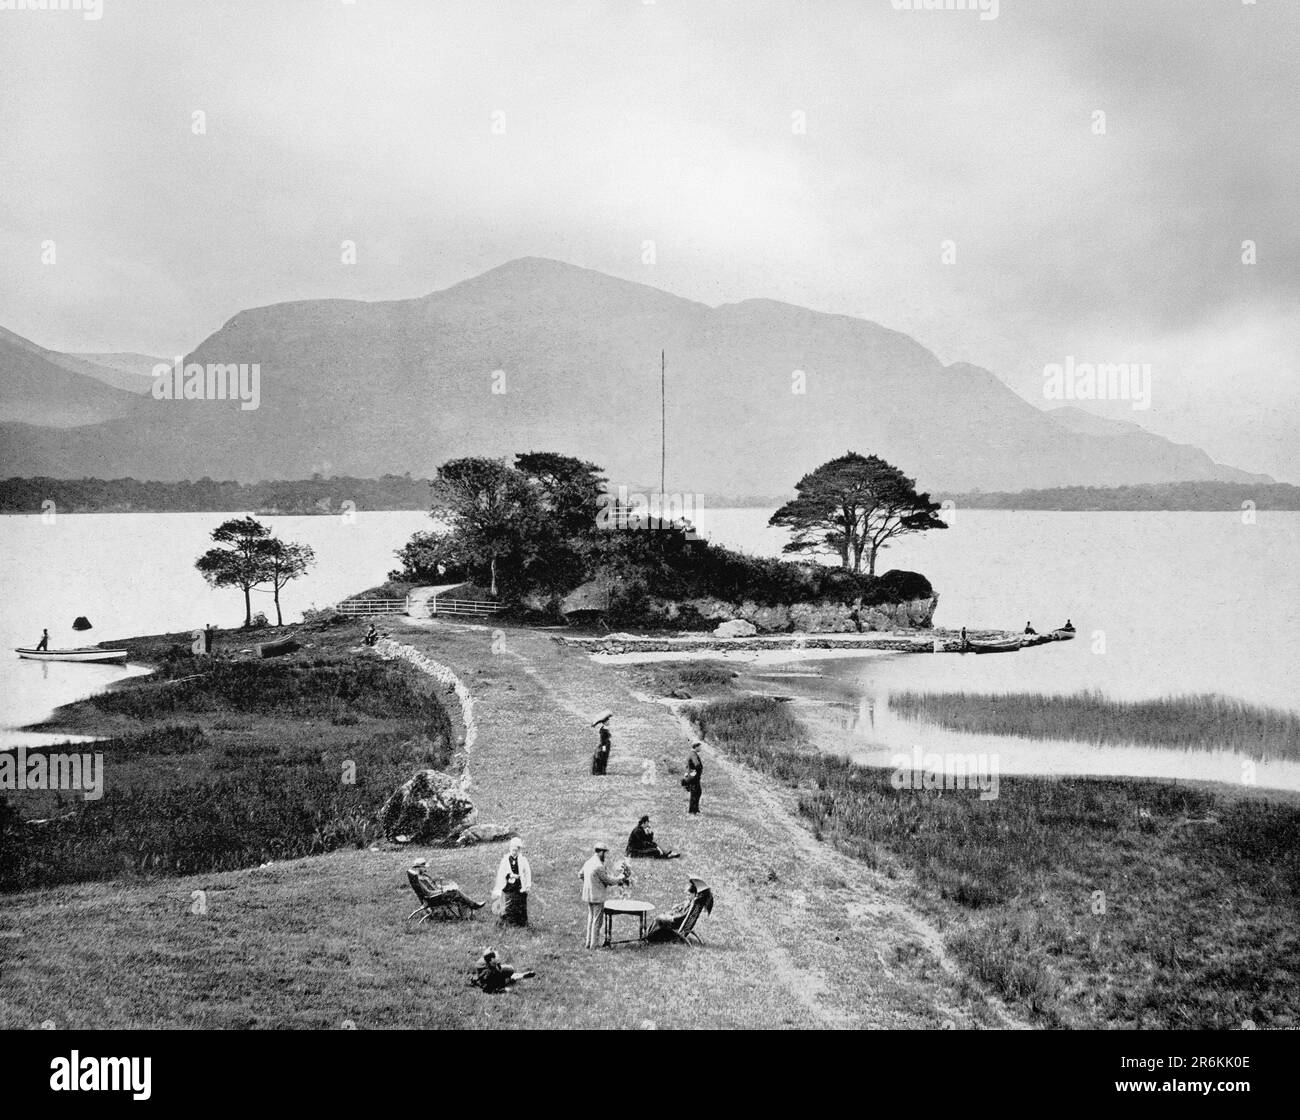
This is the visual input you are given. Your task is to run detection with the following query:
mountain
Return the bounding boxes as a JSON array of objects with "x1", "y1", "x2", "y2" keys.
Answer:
[
  {"x1": 0, "y1": 259, "x2": 1274, "y2": 491},
  {"x1": 72, "y1": 353, "x2": 167, "y2": 394},
  {"x1": 0, "y1": 326, "x2": 139, "y2": 428}
]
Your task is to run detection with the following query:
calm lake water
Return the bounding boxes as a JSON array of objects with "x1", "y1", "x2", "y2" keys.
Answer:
[{"x1": 1, "y1": 508, "x2": 1297, "y2": 787}]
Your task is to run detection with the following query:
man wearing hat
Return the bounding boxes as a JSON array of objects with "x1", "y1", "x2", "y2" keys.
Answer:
[
  {"x1": 579, "y1": 841, "x2": 628, "y2": 949},
  {"x1": 409, "y1": 857, "x2": 484, "y2": 912}
]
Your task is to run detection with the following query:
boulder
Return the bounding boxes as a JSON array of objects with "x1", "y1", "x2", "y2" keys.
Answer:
[
  {"x1": 379, "y1": 769, "x2": 475, "y2": 842},
  {"x1": 713, "y1": 619, "x2": 758, "y2": 638},
  {"x1": 454, "y1": 822, "x2": 514, "y2": 846}
]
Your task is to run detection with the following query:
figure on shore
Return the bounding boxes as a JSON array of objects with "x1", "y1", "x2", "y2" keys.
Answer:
[
  {"x1": 960, "y1": 626, "x2": 968, "y2": 650},
  {"x1": 683, "y1": 742, "x2": 704, "y2": 815},
  {"x1": 470, "y1": 947, "x2": 535, "y2": 993},
  {"x1": 646, "y1": 878, "x2": 714, "y2": 943},
  {"x1": 408, "y1": 857, "x2": 484, "y2": 911},
  {"x1": 1024, "y1": 621, "x2": 1037, "y2": 635},
  {"x1": 1061, "y1": 619, "x2": 1075, "y2": 632},
  {"x1": 591, "y1": 712, "x2": 612, "y2": 775},
  {"x1": 580, "y1": 841, "x2": 627, "y2": 949},
  {"x1": 492, "y1": 835, "x2": 532, "y2": 926},
  {"x1": 627, "y1": 815, "x2": 681, "y2": 860},
  {"x1": 35, "y1": 629, "x2": 49, "y2": 652}
]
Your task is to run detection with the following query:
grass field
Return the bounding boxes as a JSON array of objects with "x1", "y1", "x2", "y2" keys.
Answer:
[
  {"x1": 1, "y1": 619, "x2": 1000, "y2": 1029},
  {"x1": 688, "y1": 692, "x2": 1300, "y2": 1028}
]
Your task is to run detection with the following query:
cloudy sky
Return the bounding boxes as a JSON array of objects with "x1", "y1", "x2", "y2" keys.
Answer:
[{"x1": 1, "y1": 0, "x2": 1296, "y2": 480}]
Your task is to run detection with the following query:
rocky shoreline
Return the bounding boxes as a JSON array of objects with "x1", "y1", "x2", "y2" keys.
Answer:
[{"x1": 554, "y1": 628, "x2": 1075, "y2": 657}]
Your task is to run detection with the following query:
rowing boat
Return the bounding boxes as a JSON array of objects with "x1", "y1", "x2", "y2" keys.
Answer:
[
  {"x1": 15, "y1": 647, "x2": 129, "y2": 664},
  {"x1": 966, "y1": 637, "x2": 1023, "y2": 655}
]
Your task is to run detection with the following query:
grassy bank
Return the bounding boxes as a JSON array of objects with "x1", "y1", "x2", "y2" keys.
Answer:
[
  {"x1": 1, "y1": 624, "x2": 454, "y2": 891},
  {"x1": 686, "y1": 693, "x2": 1300, "y2": 1028},
  {"x1": 890, "y1": 689, "x2": 1300, "y2": 760}
]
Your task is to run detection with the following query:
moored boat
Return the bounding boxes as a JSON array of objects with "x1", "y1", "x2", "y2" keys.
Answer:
[
  {"x1": 967, "y1": 637, "x2": 1023, "y2": 654},
  {"x1": 15, "y1": 647, "x2": 129, "y2": 664}
]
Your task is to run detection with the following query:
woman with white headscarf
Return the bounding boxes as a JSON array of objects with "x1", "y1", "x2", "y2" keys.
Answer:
[{"x1": 493, "y1": 836, "x2": 532, "y2": 926}]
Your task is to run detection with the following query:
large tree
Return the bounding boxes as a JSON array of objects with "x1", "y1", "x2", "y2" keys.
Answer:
[
  {"x1": 429, "y1": 457, "x2": 542, "y2": 596},
  {"x1": 769, "y1": 452, "x2": 947, "y2": 576},
  {"x1": 195, "y1": 516, "x2": 273, "y2": 627},
  {"x1": 257, "y1": 538, "x2": 316, "y2": 627}
]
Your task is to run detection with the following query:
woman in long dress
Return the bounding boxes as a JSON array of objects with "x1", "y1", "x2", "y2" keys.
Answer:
[{"x1": 492, "y1": 836, "x2": 532, "y2": 926}]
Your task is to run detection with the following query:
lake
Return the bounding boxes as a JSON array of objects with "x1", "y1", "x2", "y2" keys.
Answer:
[{"x1": 1, "y1": 508, "x2": 1297, "y2": 785}]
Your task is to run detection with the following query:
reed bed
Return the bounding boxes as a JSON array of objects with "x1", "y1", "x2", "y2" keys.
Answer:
[
  {"x1": 890, "y1": 688, "x2": 1300, "y2": 760},
  {"x1": 688, "y1": 693, "x2": 1300, "y2": 1029}
]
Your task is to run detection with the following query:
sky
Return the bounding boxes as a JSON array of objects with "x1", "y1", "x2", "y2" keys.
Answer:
[{"x1": 0, "y1": 0, "x2": 1296, "y2": 481}]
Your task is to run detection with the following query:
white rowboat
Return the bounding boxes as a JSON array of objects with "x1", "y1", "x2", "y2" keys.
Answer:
[{"x1": 15, "y1": 647, "x2": 129, "y2": 664}]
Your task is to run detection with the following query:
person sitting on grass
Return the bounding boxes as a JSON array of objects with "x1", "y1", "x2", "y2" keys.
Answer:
[
  {"x1": 363, "y1": 624, "x2": 380, "y2": 647},
  {"x1": 626, "y1": 815, "x2": 681, "y2": 860},
  {"x1": 470, "y1": 948, "x2": 535, "y2": 993},
  {"x1": 646, "y1": 878, "x2": 713, "y2": 943}
]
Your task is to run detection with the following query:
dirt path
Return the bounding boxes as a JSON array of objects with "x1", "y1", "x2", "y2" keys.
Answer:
[{"x1": 397, "y1": 617, "x2": 1023, "y2": 1029}]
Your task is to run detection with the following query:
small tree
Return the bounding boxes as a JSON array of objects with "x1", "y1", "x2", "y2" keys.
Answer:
[
  {"x1": 257, "y1": 538, "x2": 316, "y2": 627},
  {"x1": 769, "y1": 452, "x2": 947, "y2": 576},
  {"x1": 195, "y1": 517, "x2": 272, "y2": 628}
]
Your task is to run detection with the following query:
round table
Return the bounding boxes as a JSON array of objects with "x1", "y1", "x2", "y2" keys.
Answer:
[{"x1": 602, "y1": 899, "x2": 655, "y2": 946}]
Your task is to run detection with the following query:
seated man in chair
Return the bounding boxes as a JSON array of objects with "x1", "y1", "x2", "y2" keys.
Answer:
[
  {"x1": 626, "y1": 814, "x2": 681, "y2": 860},
  {"x1": 407, "y1": 857, "x2": 484, "y2": 919},
  {"x1": 646, "y1": 877, "x2": 713, "y2": 943}
]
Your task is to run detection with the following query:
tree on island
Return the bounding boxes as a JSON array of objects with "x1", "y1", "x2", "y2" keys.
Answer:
[
  {"x1": 769, "y1": 452, "x2": 947, "y2": 576},
  {"x1": 428, "y1": 457, "x2": 542, "y2": 597},
  {"x1": 257, "y1": 538, "x2": 316, "y2": 627}
]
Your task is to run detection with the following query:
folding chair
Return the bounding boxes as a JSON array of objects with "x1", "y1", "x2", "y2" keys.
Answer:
[
  {"x1": 672, "y1": 888, "x2": 713, "y2": 946},
  {"x1": 406, "y1": 869, "x2": 473, "y2": 923}
]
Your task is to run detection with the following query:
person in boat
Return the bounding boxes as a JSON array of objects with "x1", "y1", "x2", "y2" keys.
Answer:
[
  {"x1": 409, "y1": 857, "x2": 484, "y2": 911},
  {"x1": 646, "y1": 878, "x2": 714, "y2": 943},
  {"x1": 36, "y1": 629, "x2": 49, "y2": 652},
  {"x1": 470, "y1": 947, "x2": 535, "y2": 993},
  {"x1": 592, "y1": 714, "x2": 612, "y2": 775},
  {"x1": 1024, "y1": 621, "x2": 1037, "y2": 635},
  {"x1": 492, "y1": 836, "x2": 532, "y2": 926},
  {"x1": 960, "y1": 626, "x2": 968, "y2": 650},
  {"x1": 683, "y1": 743, "x2": 703, "y2": 815},
  {"x1": 626, "y1": 815, "x2": 681, "y2": 860},
  {"x1": 1062, "y1": 619, "x2": 1075, "y2": 632},
  {"x1": 363, "y1": 623, "x2": 379, "y2": 647}
]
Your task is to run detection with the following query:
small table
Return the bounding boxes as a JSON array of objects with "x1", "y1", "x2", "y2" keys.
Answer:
[{"x1": 603, "y1": 899, "x2": 655, "y2": 946}]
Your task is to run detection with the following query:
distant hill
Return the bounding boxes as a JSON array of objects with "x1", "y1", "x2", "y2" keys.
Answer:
[
  {"x1": 938, "y1": 480, "x2": 1300, "y2": 511},
  {"x1": 0, "y1": 259, "x2": 1276, "y2": 491},
  {"x1": 0, "y1": 326, "x2": 138, "y2": 428},
  {"x1": 72, "y1": 352, "x2": 167, "y2": 394}
]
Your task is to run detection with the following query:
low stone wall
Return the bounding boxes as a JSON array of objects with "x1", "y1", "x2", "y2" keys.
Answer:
[{"x1": 376, "y1": 637, "x2": 478, "y2": 788}]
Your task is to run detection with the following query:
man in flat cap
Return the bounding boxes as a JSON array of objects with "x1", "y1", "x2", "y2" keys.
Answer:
[{"x1": 579, "y1": 841, "x2": 627, "y2": 949}]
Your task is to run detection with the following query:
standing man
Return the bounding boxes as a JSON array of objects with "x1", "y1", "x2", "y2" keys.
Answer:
[
  {"x1": 683, "y1": 742, "x2": 703, "y2": 816},
  {"x1": 204, "y1": 623, "x2": 215, "y2": 655},
  {"x1": 580, "y1": 841, "x2": 626, "y2": 949},
  {"x1": 35, "y1": 629, "x2": 49, "y2": 652},
  {"x1": 592, "y1": 713, "x2": 612, "y2": 775}
]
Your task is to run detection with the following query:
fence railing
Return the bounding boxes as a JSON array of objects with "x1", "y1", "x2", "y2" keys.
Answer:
[
  {"x1": 336, "y1": 598, "x2": 408, "y2": 616},
  {"x1": 428, "y1": 597, "x2": 500, "y2": 617}
]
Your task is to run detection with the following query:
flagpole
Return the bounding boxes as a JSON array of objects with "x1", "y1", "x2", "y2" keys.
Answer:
[{"x1": 660, "y1": 349, "x2": 666, "y2": 498}]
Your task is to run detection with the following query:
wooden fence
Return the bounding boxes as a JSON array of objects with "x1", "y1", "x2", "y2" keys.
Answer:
[
  {"x1": 335, "y1": 598, "x2": 408, "y2": 617},
  {"x1": 427, "y1": 597, "x2": 500, "y2": 617}
]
